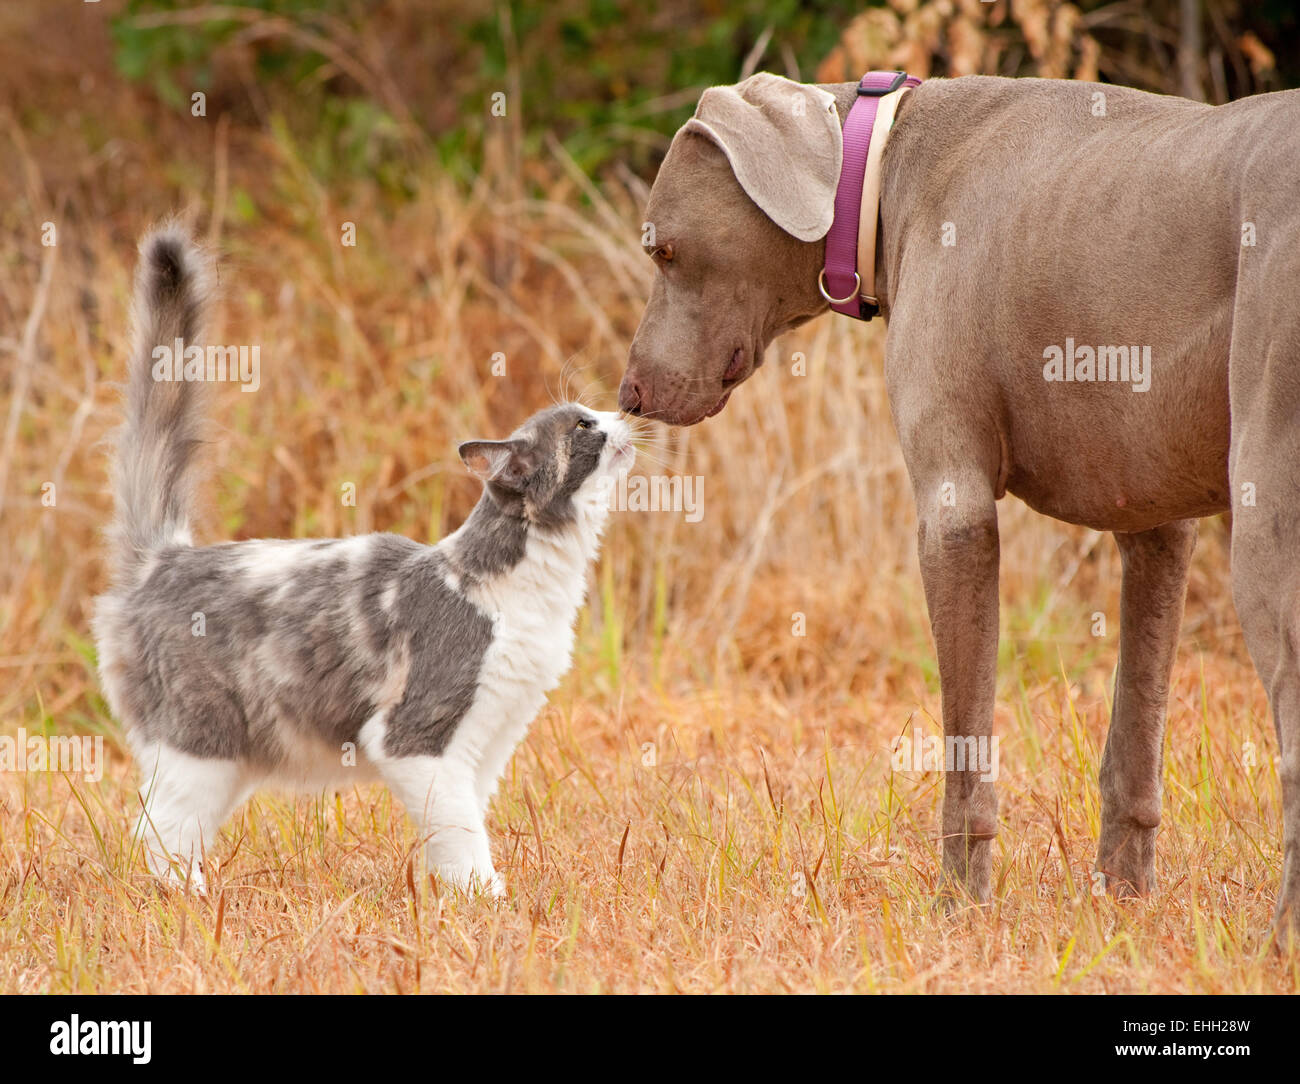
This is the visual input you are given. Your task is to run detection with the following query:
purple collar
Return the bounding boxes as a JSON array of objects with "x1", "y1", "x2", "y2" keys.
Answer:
[{"x1": 819, "y1": 70, "x2": 921, "y2": 321}]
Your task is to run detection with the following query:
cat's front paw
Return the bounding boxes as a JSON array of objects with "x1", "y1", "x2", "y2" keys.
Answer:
[
  {"x1": 437, "y1": 864, "x2": 504, "y2": 900},
  {"x1": 149, "y1": 853, "x2": 209, "y2": 895}
]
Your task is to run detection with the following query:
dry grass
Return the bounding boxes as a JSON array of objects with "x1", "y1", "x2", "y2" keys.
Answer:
[{"x1": 2, "y1": 7, "x2": 1298, "y2": 994}]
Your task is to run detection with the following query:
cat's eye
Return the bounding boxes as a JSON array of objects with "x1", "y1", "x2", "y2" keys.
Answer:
[{"x1": 575, "y1": 418, "x2": 595, "y2": 430}]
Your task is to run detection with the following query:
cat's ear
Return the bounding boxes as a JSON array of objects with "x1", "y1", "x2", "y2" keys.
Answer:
[{"x1": 458, "y1": 439, "x2": 534, "y2": 490}]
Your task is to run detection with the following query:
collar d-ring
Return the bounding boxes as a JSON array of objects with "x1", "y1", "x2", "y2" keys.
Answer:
[{"x1": 818, "y1": 268, "x2": 860, "y2": 305}]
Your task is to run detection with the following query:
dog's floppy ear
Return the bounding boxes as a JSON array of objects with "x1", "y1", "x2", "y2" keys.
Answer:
[{"x1": 680, "y1": 72, "x2": 841, "y2": 242}]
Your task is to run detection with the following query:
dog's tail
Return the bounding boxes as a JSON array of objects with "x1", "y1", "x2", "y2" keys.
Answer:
[{"x1": 106, "y1": 224, "x2": 213, "y2": 585}]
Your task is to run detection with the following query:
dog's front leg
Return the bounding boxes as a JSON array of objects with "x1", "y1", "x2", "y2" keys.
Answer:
[
  {"x1": 914, "y1": 468, "x2": 1001, "y2": 908},
  {"x1": 1097, "y1": 520, "x2": 1197, "y2": 897}
]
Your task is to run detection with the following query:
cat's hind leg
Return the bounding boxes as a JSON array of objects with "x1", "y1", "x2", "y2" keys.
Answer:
[{"x1": 133, "y1": 743, "x2": 245, "y2": 892}]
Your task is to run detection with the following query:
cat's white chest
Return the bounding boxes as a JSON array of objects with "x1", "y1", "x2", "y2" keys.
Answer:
[
  {"x1": 444, "y1": 514, "x2": 603, "y2": 774},
  {"x1": 477, "y1": 560, "x2": 583, "y2": 694},
  {"x1": 479, "y1": 503, "x2": 604, "y2": 686}
]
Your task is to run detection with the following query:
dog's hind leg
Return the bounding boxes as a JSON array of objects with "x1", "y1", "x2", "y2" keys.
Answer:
[
  {"x1": 1231, "y1": 477, "x2": 1300, "y2": 944},
  {"x1": 1228, "y1": 241, "x2": 1300, "y2": 944},
  {"x1": 1097, "y1": 520, "x2": 1197, "y2": 897}
]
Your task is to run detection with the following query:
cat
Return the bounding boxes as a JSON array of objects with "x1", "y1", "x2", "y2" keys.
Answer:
[{"x1": 93, "y1": 225, "x2": 633, "y2": 896}]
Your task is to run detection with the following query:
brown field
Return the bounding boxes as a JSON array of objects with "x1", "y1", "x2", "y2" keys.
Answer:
[{"x1": 2, "y1": 7, "x2": 1297, "y2": 994}]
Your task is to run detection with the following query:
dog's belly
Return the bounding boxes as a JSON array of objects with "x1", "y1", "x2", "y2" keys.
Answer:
[
  {"x1": 1006, "y1": 473, "x2": 1230, "y2": 533},
  {"x1": 1001, "y1": 382, "x2": 1232, "y2": 532},
  {"x1": 992, "y1": 299, "x2": 1234, "y2": 531}
]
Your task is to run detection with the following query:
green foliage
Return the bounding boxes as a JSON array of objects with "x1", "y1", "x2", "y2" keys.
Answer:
[
  {"x1": 465, "y1": 0, "x2": 866, "y2": 172},
  {"x1": 111, "y1": 0, "x2": 872, "y2": 185},
  {"x1": 112, "y1": 0, "x2": 349, "y2": 103},
  {"x1": 112, "y1": 0, "x2": 410, "y2": 191},
  {"x1": 110, "y1": 1, "x2": 1300, "y2": 189}
]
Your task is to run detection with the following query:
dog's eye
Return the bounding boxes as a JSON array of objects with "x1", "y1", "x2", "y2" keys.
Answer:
[
  {"x1": 575, "y1": 418, "x2": 595, "y2": 430},
  {"x1": 655, "y1": 244, "x2": 674, "y2": 263}
]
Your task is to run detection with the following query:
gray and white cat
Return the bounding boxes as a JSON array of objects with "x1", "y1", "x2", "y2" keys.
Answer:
[{"x1": 94, "y1": 226, "x2": 633, "y2": 895}]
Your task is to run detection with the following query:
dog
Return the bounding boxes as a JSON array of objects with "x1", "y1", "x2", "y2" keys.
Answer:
[{"x1": 617, "y1": 72, "x2": 1300, "y2": 938}]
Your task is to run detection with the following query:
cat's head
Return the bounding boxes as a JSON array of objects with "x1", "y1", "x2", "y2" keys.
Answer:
[{"x1": 458, "y1": 404, "x2": 634, "y2": 527}]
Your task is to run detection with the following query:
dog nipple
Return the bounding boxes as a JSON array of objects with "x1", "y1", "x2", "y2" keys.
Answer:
[{"x1": 1115, "y1": 496, "x2": 1127, "y2": 508}]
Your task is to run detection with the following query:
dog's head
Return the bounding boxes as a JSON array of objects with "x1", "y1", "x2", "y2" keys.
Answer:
[{"x1": 619, "y1": 73, "x2": 843, "y2": 426}]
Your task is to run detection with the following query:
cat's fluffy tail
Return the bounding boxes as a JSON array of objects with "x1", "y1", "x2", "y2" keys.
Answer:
[{"x1": 106, "y1": 224, "x2": 212, "y2": 585}]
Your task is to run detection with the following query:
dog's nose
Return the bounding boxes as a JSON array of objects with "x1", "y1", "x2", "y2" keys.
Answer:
[{"x1": 618, "y1": 374, "x2": 646, "y2": 416}]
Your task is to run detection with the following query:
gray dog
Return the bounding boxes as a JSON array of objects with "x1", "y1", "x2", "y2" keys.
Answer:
[{"x1": 618, "y1": 72, "x2": 1300, "y2": 939}]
